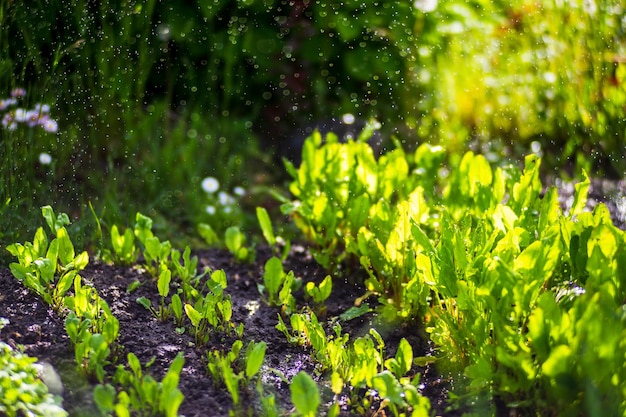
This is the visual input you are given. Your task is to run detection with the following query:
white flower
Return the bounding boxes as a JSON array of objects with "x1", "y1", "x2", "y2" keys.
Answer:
[
  {"x1": 205, "y1": 205, "x2": 216, "y2": 215},
  {"x1": 41, "y1": 119, "x2": 58, "y2": 133},
  {"x1": 233, "y1": 186, "x2": 246, "y2": 196},
  {"x1": 39, "y1": 152, "x2": 52, "y2": 165},
  {"x1": 218, "y1": 191, "x2": 235, "y2": 206},
  {"x1": 14, "y1": 108, "x2": 27, "y2": 122},
  {"x1": 201, "y1": 176, "x2": 220, "y2": 193},
  {"x1": 414, "y1": 0, "x2": 438, "y2": 13},
  {"x1": 342, "y1": 113, "x2": 355, "y2": 125}
]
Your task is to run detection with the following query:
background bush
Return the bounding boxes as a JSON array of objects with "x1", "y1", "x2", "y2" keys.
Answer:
[{"x1": 0, "y1": 0, "x2": 624, "y2": 255}]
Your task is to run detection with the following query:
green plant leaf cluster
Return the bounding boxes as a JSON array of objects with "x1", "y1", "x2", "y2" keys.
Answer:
[
  {"x1": 278, "y1": 309, "x2": 431, "y2": 416},
  {"x1": 184, "y1": 269, "x2": 240, "y2": 346},
  {"x1": 0, "y1": 319, "x2": 67, "y2": 417},
  {"x1": 7, "y1": 206, "x2": 89, "y2": 312},
  {"x1": 94, "y1": 352, "x2": 185, "y2": 417},
  {"x1": 258, "y1": 256, "x2": 298, "y2": 312},
  {"x1": 206, "y1": 340, "x2": 267, "y2": 412},
  {"x1": 287, "y1": 138, "x2": 626, "y2": 414},
  {"x1": 6, "y1": 207, "x2": 187, "y2": 416}
]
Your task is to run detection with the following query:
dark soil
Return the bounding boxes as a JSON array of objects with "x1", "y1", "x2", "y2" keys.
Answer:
[{"x1": 0, "y1": 245, "x2": 455, "y2": 417}]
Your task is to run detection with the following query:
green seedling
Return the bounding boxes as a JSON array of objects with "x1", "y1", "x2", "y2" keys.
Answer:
[
  {"x1": 7, "y1": 207, "x2": 89, "y2": 312},
  {"x1": 304, "y1": 275, "x2": 332, "y2": 316},
  {"x1": 184, "y1": 269, "x2": 235, "y2": 345},
  {"x1": 170, "y1": 293, "x2": 185, "y2": 330},
  {"x1": 0, "y1": 320, "x2": 67, "y2": 417},
  {"x1": 256, "y1": 206, "x2": 291, "y2": 260},
  {"x1": 110, "y1": 224, "x2": 138, "y2": 266},
  {"x1": 171, "y1": 246, "x2": 206, "y2": 303},
  {"x1": 41, "y1": 205, "x2": 70, "y2": 234},
  {"x1": 225, "y1": 226, "x2": 254, "y2": 263},
  {"x1": 134, "y1": 212, "x2": 172, "y2": 277},
  {"x1": 198, "y1": 222, "x2": 219, "y2": 246},
  {"x1": 94, "y1": 352, "x2": 184, "y2": 417},
  {"x1": 137, "y1": 264, "x2": 173, "y2": 321},
  {"x1": 258, "y1": 256, "x2": 297, "y2": 312},
  {"x1": 206, "y1": 340, "x2": 266, "y2": 413},
  {"x1": 65, "y1": 313, "x2": 111, "y2": 383},
  {"x1": 290, "y1": 371, "x2": 319, "y2": 417},
  {"x1": 64, "y1": 275, "x2": 120, "y2": 344}
]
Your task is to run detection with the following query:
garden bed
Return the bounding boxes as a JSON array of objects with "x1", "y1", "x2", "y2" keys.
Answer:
[{"x1": 0, "y1": 245, "x2": 455, "y2": 417}]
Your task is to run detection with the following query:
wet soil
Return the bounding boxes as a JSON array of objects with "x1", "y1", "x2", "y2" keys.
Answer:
[{"x1": 0, "y1": 245, "x2": 454, "y2": 417}]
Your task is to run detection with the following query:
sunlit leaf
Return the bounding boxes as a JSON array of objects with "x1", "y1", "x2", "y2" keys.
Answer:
[{"x1": 290, "y1": 371, "x2": 319, "y2": 417}]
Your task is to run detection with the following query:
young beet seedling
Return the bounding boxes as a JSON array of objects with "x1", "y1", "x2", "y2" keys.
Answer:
[
  {"x1": 304, "y1": 275, "x2": 332, "y2": 317},
  {"x1": 109, "y1": 224, "x2": 138, "y2": 266},
  {"x1": 137, "y1": 264, "x2": 173, "y2": 322},
  {"x1": 225, "y1": 226, "x2": 255, "y2": 263},
  {"x1": 205, "y1": 340, "x2": 267, "y2": 415},
  {"x1": 258, "y1": 256, "x2": 297, "y2": 313},
  {"x1": 256, "y1": 206, "x2": 291, "y2": 260}
]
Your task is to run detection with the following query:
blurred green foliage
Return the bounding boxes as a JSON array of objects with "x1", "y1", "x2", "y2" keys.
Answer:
[{"x1": 0, "y1": 0, "x2": 624, "y2": 261}]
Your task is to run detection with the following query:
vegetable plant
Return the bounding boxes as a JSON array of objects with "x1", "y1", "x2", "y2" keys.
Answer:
[
  {"x1": 304, "y1": 275, "x2": 332, "y2": 317},
  {"x1": 136, "y1": 265, "x2": 173, "y2": 322},
  {"x1": 258, "y1": 256, "x2": 297, "y2": 313},
  {"x1": 109, "y1": 224, "x2": 138, "y2": 266},
  {"x1": 7, "y1": 206, "x2": 89, "y2": 312},
  {"x1": 256, "y1": 206, "x2": 291, "y2": 260},
  {"x1": 184, "y1": 269, "x2": 239, "y2": 346},
  {"x1": 205, "y1": 340, "x2": 267, "y2": 413},
  {"x1": 94, "y1": 352, "x2": 185, "y2": 417},
  {"x1": 171, "y1": 245, "x2": 206, "y2": 303},
  {"x1": 134, "y1": 212, "x2": 172, "y2": 277},
  {"x1": 224, "y1": 226, "x2": 254, "y2": 263}
]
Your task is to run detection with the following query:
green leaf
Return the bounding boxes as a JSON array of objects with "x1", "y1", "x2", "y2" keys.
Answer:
[
  {"x1": 245, "y1": 341, "x2": 267, "y2": 378},
  {"x1": 93, "y1": 384, "x2": 116, "y2": 412},
  {"x1": 385, "y1": 338, "x2": 412, "y2": 377},
  {"x1": 56, "y1": 227, "x2": 75, "y2": 266},
  {"x1": 136, "y1": 296, "x2": 153, "y2": 311},
  {"x1": 134, "y1": 212, "x2": 154, "y2": 244},
  {"x1": 42, "y1": 205, "x2": 70, "y2": 234},
  {"x1": 184, "y1": 304, "x2": 202, "y2": 327},
  {"x1": 542, "y1": 345, "x2": 572, "y2": 378},
  {"x1": 263, "y1": 257, "x2": 284, "y2": 303},
  {"x1": 290, "y1": 371, "x2": 319, "y2": 417},
  {"x1": 256, "y1": 207, "x2": 276, "y2": 246},
  {"x1": 371, "y1": 371, "x2": 404, "y2": 405},
  {"x1": 570, "y1": 170, "x2": 590, "y2": 217},
  {"x1": 171, "y1": 294, "x2": 183, "y2": 320},
  {"x1": 339, "y1": 304, "x2": 372, "y2": 321},
  {"x1": 225, "y1": 226, "x2": 244, "y2": 252},
  {"x1": 157, "y1": 266, "x2": 172, "y2": 298},
  {"x1": 198, "y1": 223, "x2": 219, "y2": 246}
]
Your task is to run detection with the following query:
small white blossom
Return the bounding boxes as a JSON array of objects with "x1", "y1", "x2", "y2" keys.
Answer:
[
  {"x1": 205, "y1": 205, "x2": 216, "y2": 215},
  {"x1": 41, "y1": 118, "x2": 58, "y2": 133},
  {"x1": 14, "y1": 108, "x2": 27, "y2": 122},
  {"x1": 218, "y1": 191, "x2": 235, "y2": 206},
  {"x1": 233, "y1": 186, "x2": 246, "y2": 196},
  {"x1": 414, "y1": 0, "x2": 438, "y2": 12},
  {"x1": 201, "y1": 176, "x2": 220, "y2": 193},
  {"x1": 342, "y1": 113, "x2": 355, "y2": 125},
  {"x1": 39, "y1": 152, "x2": 52, "y2": 165}
]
